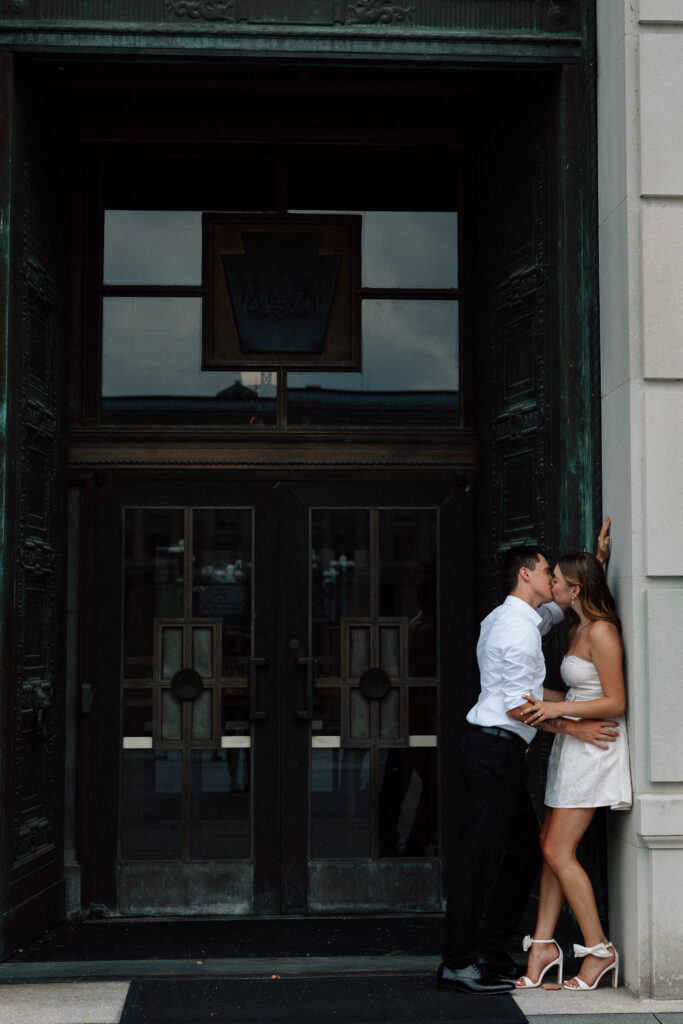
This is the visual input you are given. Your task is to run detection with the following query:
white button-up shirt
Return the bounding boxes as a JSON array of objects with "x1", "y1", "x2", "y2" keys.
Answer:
[{"x1": 466, "y1": 596, "x2": 565, "y2": 742}]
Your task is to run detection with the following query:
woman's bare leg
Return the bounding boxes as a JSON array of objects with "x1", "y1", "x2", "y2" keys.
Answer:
[
  {"x1": 542, "y1": 807, "x2": 616, "y2": 987},
  {"x1": 517, "y1": 808, "x2": 566, "y2": 985}
]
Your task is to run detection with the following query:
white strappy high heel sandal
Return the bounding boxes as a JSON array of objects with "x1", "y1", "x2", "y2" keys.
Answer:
[
  {"x1": 563, "y1": 941, "x2": 619, "y2": 990},
  {"x1": 515, "y1": 935, "x2": 564, "y2": 988}
]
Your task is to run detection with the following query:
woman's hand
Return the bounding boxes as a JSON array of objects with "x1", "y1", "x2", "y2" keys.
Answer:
[
  {"x1": 596, "y1": 515, "x2": 612, "y2": 564},
  {"x1": 519, "y1": 695, "x2": 565, "y2": 723}
]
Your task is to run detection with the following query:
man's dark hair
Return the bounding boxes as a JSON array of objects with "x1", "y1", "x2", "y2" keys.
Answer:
[{"x1": 501, "y1": 546, "x2": 547, "y2": 594}]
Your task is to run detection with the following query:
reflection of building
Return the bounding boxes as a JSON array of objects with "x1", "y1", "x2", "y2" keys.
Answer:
[
  {"x1": 101, "y1": 389, "x2": 460, "y2": 427},
  {"x1": 0, "y1": 0, "x2": 680, "y2": 999}
]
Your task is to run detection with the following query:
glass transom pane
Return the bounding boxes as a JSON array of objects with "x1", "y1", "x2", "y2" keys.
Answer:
[
  {"x1": 104, "y1": 210, "x2": 201, "y2": 285},
  {"x1": 361, "y1": 212, "x2": 458, "y2": 289}
]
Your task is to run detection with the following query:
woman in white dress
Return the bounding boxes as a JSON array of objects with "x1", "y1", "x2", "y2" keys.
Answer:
[{"x1": 514, "y1": 548, "x2": 632, "y2": 991}]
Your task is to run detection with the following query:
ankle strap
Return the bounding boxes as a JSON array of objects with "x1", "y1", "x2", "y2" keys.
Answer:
[
  {"x1": 574, "y1": 941, "x2": 613, "y2": 958},
  {"x1": 522, "y1": 935, "x2": 558, "y2": 951}
]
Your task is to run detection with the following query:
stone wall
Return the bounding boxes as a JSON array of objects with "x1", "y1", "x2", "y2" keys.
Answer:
[{"x1": 597, "y1": 0, "x2": 683, "y2": 999}]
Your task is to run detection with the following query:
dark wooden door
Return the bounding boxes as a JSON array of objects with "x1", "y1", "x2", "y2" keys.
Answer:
[{"x1": 88, "y1": 474, "x2": 468, "y2": 915}]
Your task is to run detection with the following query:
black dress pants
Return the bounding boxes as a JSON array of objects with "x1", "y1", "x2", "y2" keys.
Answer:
[{"x1": 442, "y1": 727, "x2": 542, "y2": 969}]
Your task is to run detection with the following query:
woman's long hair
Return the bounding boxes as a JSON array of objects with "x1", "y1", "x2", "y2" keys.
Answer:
[{"x1": 558, "y1": 551, "x2": 622, "y2": 631}]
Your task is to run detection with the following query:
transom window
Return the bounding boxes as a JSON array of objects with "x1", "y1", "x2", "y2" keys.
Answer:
[{"x1": 100, "y1": 157, "x2": 462, "y2": 428}]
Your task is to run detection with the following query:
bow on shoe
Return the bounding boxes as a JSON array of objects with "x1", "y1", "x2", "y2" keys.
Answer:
[
  {"x1": 522, "y1": 935, "x2": 534, "y2": 952},
  {"x1": 573, "y1": 942, "x2": 613, "y2": 958}
]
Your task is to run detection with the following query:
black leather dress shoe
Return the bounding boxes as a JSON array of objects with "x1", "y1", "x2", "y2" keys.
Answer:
[
  {"x1": 477, "y1": 953, "x2": 519, "y2": 981},
  {"x1": 436, "y1": 962, "x2": 514, "y2": 994}
]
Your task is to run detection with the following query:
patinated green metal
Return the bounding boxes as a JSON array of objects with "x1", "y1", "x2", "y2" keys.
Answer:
[
  {"x1": 0, "y1": 0, "x2": 580, "y2": 33},
  {"x1": 0, "y1": 0, "x2": 582, "y2": 52},
  {"x1": 0, "y1": 48, "x2": 14, "y2": 958}
]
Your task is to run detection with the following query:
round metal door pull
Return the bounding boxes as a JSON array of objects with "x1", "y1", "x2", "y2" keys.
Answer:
[
  {"x1": 171, "y1": 668, "x2": 204, "y2": 701},
  {"x1": 358, "y1": 667, "x2": 391, "y2": 700}
]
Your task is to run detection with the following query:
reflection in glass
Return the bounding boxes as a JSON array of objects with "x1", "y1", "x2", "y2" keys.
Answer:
[
  {"x1": 124, "y1": 509, "x2": 185, "y2": 679},
  {"x1": 379, "y1": 510, "x2": 437, "y2": 678},
  {"x1": 101, "y1": 298, "x2": 276, "y2": 425},
  {"x1": 121, "y1": 750, "x2": 182, "y2": 859},
  {"x1": 311, "y1": 749, "x2": 371, "y2": 858},
  {"x1": 287, "y1": 300, "x2": 458, "y2": 427},
  {"x1": 192, "y1": 627, "x2": 213, "y2": 678},
  {"x1": 312, "y1": 687, "x2": 341, "y2": 735},
  {"x1": 122, "y1": 688, "x2": 153, "y2": 737},
  {"x1": 222, "y1": 691, "x2": 250, "y2": 736},
  {"x1": 380, "y1": 687, "x2": 401, "y2": 740},
  {"x1": 380, "y1": 626, "x2": 401, "y2": 677},
  {"x1": 192, "y1": 510, "x2": 252, "y2": 678},
  {"x1": 104, "y1": 210, "x2": 202, "y2": 286},
  {"x1": 350, "y1": 627, "x2": 370, "y2": 678},
  {"x1": 192, "y1": 690, "x2": 213, "y2": 740},
  {"x1": 349, "y1": 688, "x2": 371, "y2": 741},
  {"x1": 190, "y1": 749, "x2": 251, "y2": 859},
  {"x1": 311, "y1": 510, "x2": 370, "y2": 672},
  {"x1": 361, "y1": 212, "x2": 458, "y2": 289},
  {"x1": 409, "y1": 687, "x2": 437, "y2": 736},
  {"x1": 161, "y1": 627, "x2": 183, "y2": 679},
  {"x1": 161, "y1": 690, "x2": 182, "y2": 740},
  {"x1": 378, "y1": 748, "x2": 437, "y2": 857}
]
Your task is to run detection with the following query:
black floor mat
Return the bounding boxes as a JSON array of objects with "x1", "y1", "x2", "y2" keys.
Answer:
[
  {"x1": 8, "y1": 916, "x2": 443, "y2": 962},
  {"x1": 120, "y1": 975, "x2": 527, "y2": 1024}
]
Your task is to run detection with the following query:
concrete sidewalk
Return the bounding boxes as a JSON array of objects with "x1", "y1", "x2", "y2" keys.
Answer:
[{"x1": 1, "y1": 959, "x2": 682, "y2": 1024}]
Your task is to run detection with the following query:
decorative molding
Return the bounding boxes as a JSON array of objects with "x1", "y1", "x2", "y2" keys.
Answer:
[
  {"x1": 494, "y1": 408, "x2": 544, "y2": 440},
  {"x1": 22, "y1": 399, "x2": 58, "y2": 439},
  {"x1": 16, "y1": 818, "x2": 55, "y2": 863},
  {"x1": 493, "y1": 266, "x2": 544, "y2": 310},
  {"x1": 0, "y1": 0, "x2": 582, "y2": 39},
  {"x1": 345, "y1": 1, "x2": 414, "y2": 25},
  {"x1": 21, "y1": 255, "x2": 57, "y2": 306},
  {"x1": 19, "y1": 539, "x2": 57, "y2": 575},
  {"x1": 166, "y1": 0, "x2": 242, "y2": 21},
  {"x1": 548, "y1": 1, "x2": 570, "y2": 28}
]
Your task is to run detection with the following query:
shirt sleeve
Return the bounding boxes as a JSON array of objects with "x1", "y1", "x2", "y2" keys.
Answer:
[
  {"x1": 536, "y1": 601, "x2": 564, "y2": 636},
  {"x1": 501, "y1": 640, "x2": 542, "y2": 711}
]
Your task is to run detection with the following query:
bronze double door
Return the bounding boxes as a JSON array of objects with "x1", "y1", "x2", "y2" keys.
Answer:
[{"x1": 90, "y1": 475, "x2": 466, "y2": 916}]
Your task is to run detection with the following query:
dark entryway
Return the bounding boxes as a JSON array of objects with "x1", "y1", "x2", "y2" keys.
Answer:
[{"x1": 0, "y1": 37, "x2": 602, "y2": 956}]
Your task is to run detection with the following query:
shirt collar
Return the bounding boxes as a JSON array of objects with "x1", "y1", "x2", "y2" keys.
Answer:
[{"x1": 503, "y1": 594, "x2": 543, "y2": 626}]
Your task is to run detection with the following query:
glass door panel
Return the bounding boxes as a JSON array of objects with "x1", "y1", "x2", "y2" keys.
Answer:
[
  {"x1": 308, "y1": 506, "x2": 440, "y2": 910},
  {"x1": 120, "y1": 507, "x2": 253, "y2": 879}
]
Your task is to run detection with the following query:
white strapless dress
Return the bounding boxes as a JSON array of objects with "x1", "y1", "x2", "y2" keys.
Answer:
[{"x1": 544, "y1": 655, "x2": 632, "y2": 811}]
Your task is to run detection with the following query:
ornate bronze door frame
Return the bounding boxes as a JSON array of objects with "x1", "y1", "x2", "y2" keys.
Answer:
[{"x1": 0, "y1": 56, "x2": 68, "y2": 960}]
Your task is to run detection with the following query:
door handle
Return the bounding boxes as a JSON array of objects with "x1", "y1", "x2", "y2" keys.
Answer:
[
  {"x1": 249, "y1": 657, "x2": 269, "y2": 721},
  {"x1": 293, "y1": 656, "x2": 316, "y2": 720}
]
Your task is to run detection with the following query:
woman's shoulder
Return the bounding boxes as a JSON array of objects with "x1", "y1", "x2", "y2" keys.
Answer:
[
  {"x1": 588, "y1": 617, "x2": 619, "y2": 636},
  {"x1": 587, "y1": 618, "x2": 622, "y2": 653}
]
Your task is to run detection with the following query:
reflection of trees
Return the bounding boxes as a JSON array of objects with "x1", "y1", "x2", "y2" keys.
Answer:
[{"x1": 311, "y1": 549, "x2": 371, "y2": 656}]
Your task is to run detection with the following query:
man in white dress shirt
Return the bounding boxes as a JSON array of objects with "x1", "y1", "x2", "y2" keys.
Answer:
[{"x1": 437, "y1": 544, "x2": 618, "y2": 994}]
